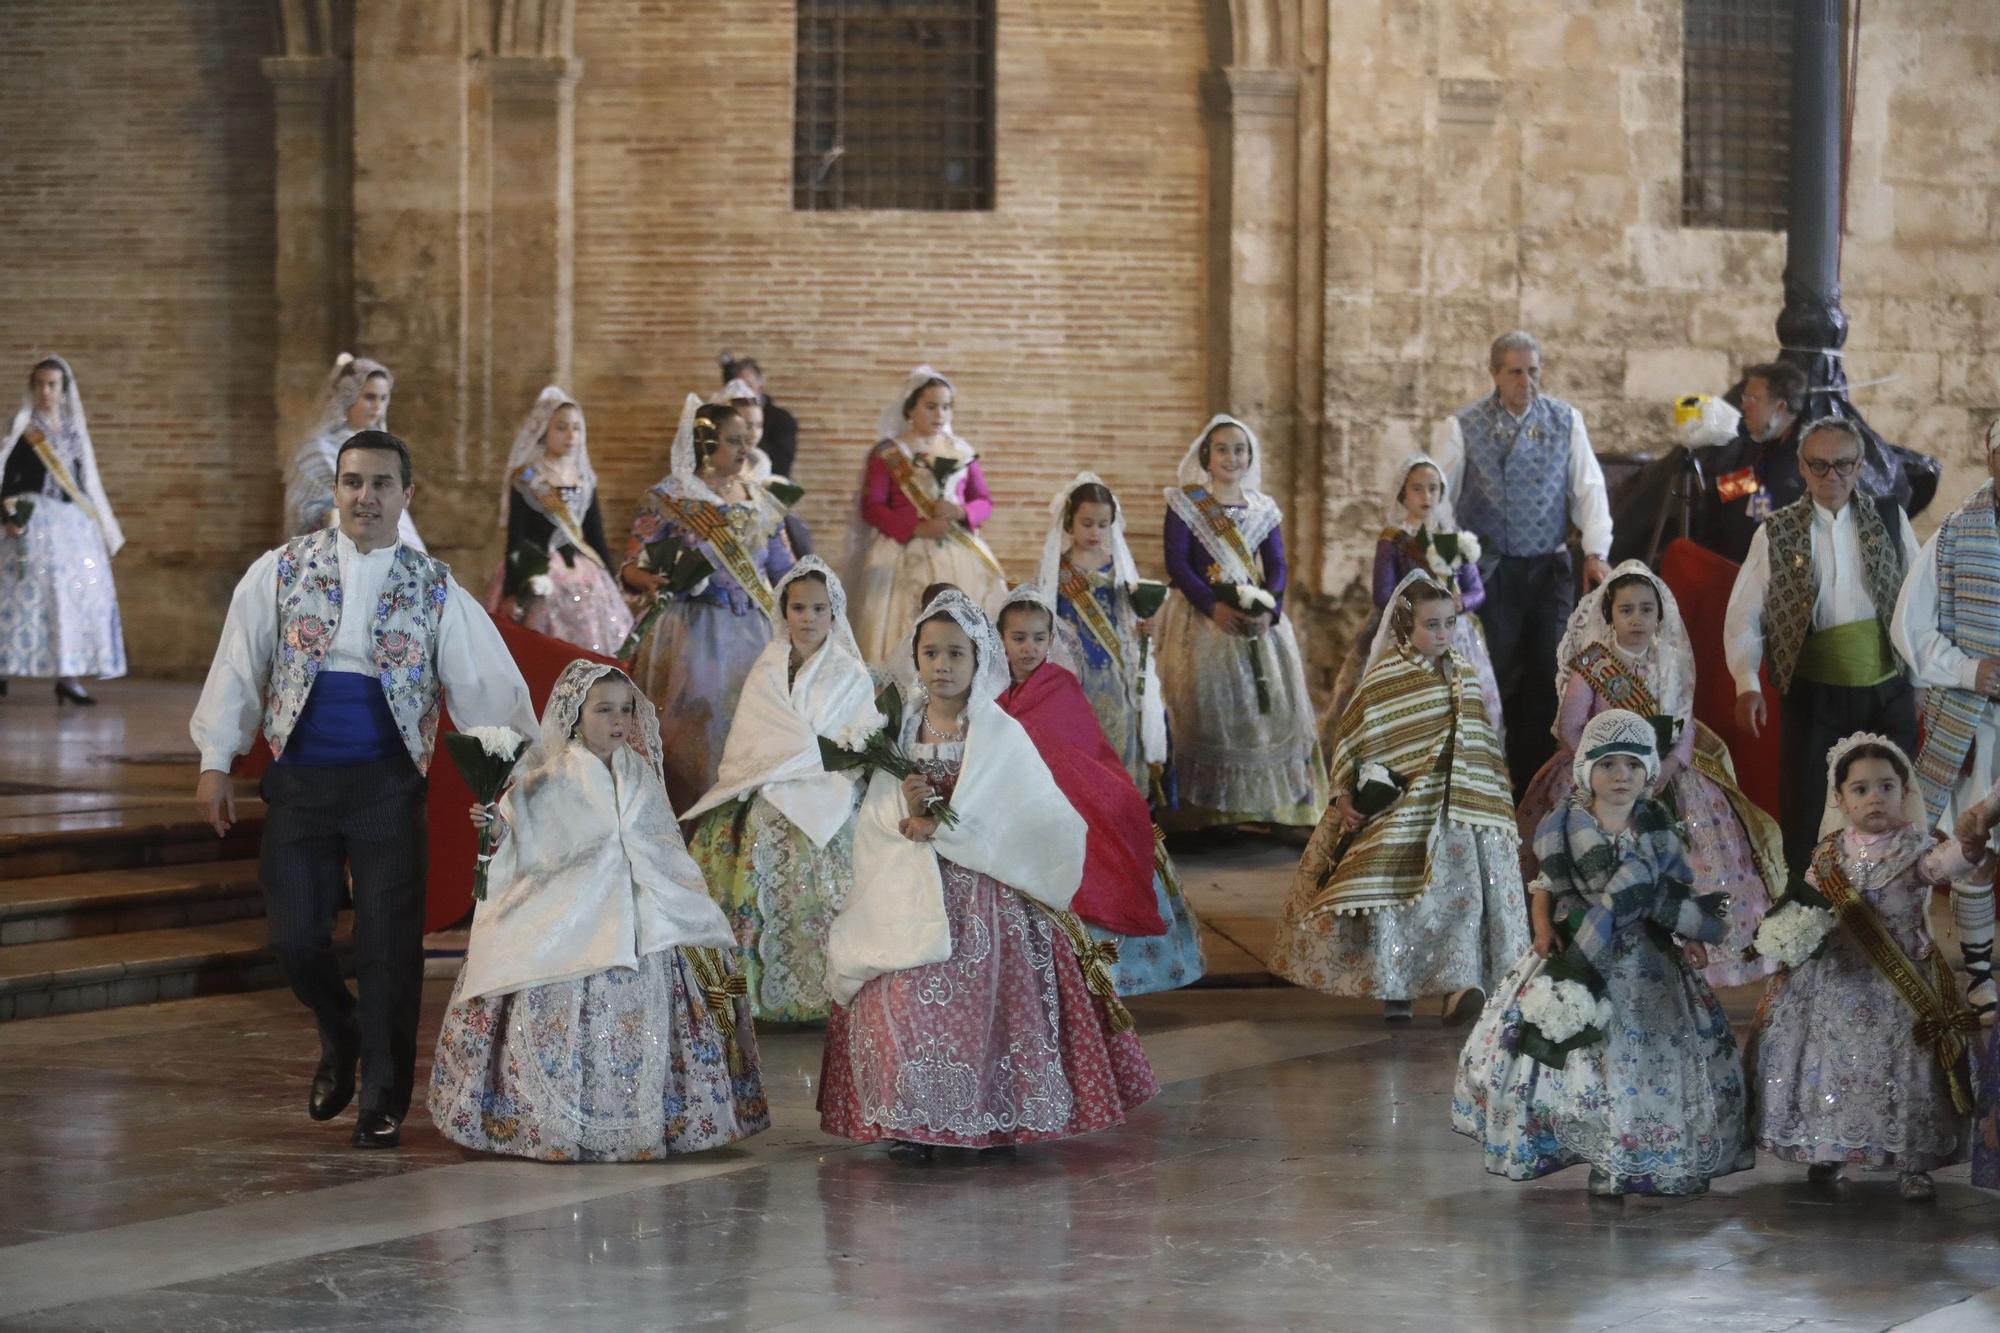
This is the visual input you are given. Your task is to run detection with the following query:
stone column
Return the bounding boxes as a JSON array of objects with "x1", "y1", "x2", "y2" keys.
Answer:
[
  {"x1": 262, "y1": 54, "x2": 352, "y2": 467},
  {"x1": 488, "y1": 55, "x2": 581, "y2": 430}
]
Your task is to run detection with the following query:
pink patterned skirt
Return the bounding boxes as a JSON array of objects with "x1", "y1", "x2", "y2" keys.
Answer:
[
  {"x1": 818, "y1": 859, "x2": 1159, "y2": 1148},
  {"x1": 483, "y1": 553, "x2": 634, "y2": 659}
]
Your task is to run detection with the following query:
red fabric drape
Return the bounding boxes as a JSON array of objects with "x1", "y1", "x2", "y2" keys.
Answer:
[
  {"x1": 997, "y1": 662, "x2": 1165, "y2": 937},
  {"x1": 1658, "y1": 537, "x2": 1782, "y2": 819}
]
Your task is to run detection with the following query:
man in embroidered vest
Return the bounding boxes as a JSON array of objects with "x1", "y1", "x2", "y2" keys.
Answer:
[
  {"x1": 1435, "y1": 329, "x2": 1613, "y2": 792},
  {"x1": 1889, "y1": 418, "x2": 2000, "y2": 1023},
  {"x1": 190, "y1": 430, "x2": 536, "y2": 1149},
  {"x1": 1723, "y1": 419, "x2": 1920, "y2": 878},
  {"x1": 1688, "y1": 361, "x2": 1808, "y2": 564}
]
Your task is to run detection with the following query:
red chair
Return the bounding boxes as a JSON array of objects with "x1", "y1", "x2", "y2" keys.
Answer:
[{"x1": 1658, "y1": 537, "x2": 1781, "y2": 822}]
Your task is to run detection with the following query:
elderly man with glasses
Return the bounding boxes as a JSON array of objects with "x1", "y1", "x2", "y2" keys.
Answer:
[{"x1": 1723, "y1": 419, "x2": 1921, "y2": 875}]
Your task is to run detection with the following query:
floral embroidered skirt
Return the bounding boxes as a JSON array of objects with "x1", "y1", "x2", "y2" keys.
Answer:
[
  {"x1": 0, "y1": 499, "x2": 125, "y2": 679},
  {"x1": 1452, "y1": 932, "x2": 1753, "y2": 1195},
  {"x1": 427, "y1": 947, "x2": 769, "y2": 1162},
  {"x1": 689, "y1": 792, "x2": 854, "y2": 1023},
  {"x1": 483, "y1": 555, "x2": 634, "y2": 660},
  {"x1": 1270, "y1": 820, "x2": 1528, "y2": 1002},
  {"x1": 1754, "y1": 936, "x2": 1967, "y2": 1173},
  {"x1": 818, "y1": 858, "x2": 1158, "y2": 1147}
]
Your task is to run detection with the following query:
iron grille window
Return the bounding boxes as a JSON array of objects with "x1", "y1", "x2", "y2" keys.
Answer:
[
  {"x1": 795, "y1": 0, "x2": 995, "y2": 212},
  {"x1": 1682, "y1": 0, "x2": 1792, "y2": 230}
]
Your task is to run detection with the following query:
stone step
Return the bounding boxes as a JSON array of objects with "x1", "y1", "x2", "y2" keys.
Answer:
[
  {"x1": 0, "y1": 802, "x2": 265, "y2": 879},
  {"x1": 0, "y1": 862, "x2": 266, "y2": 946},
  {"x1": 0, "y1": 916, "x2": 351, "y2": 1022}
]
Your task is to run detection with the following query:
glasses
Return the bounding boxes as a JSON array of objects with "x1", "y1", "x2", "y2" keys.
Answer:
[{"x1": 1803, "y1": 456, "x2": 1860, "y2": 478}]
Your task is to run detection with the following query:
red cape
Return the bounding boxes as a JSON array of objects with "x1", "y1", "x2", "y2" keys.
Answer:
[
  {"x1": 1658, "y1": 537, "x2": 1781, "y2": 820},
  {"x1": 231, "y1": 616, "x2": 617, "y2": 933},
  {"x1": 997, "y1": 662, "x2": 1165, "y2": 937}
]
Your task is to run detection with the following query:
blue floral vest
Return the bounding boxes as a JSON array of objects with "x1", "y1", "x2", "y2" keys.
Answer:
[
  {"x1": 1453, "y1": 393, "x2": 1576, "y2": 558},
  {"x1": 263, "y1": 529, "x2": 452, "y2": 773}
]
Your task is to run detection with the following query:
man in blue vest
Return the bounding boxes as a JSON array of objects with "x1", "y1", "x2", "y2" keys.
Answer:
[
  {"x1": 191, "y1": 430, "x2": 536, "y2": 1148},
  {"x1": 1436, "y1": 331, "x2": 1613, "y2": 791}
]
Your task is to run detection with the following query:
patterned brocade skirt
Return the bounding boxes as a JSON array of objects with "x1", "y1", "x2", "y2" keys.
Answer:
[
  {"x1": 0, "y1": 500, "x2": 125, "y2": 679},
  {"x1": 483, "y1": 555, "x2": 634, "y2": 659},
  {"x1": 427, "y1": 947, "x2": 769, "y2": 1162},
  {"x1": 818, "y1": 858, "x2": 1159, "y2": 1147}
]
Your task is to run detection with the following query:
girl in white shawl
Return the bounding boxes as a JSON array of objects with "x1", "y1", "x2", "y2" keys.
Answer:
[
  {"x1": 428, "y1": 660, "x2": 769, "y2": 1161},
  {"x1": 684, "y1": 558, "x2": 880, "y2": 1023},
  {"x1": 817, "y1": 590, "x2": 1158, "y2": 1161},
  {"x1": 282, "y1": 353, "x2": 425, "y2": 551},
  {"x1": 484, "y1": 386, "x2": 633, "y2": 656},
  {"x1": 1, "y1": 355, "x2": 126, "y2": 702},
  {"x1": 1155, "y1": 413, "x2": 1329, "y2": 828},
  {"x1": 847, "y1": 366, "x2": 1008, "y2": 665}
]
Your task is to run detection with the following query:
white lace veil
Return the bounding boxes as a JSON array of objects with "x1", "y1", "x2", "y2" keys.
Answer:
[
  {"x1": 1385, "y1": 453, "x2": 1458, "y2": 531},
  {"x1": 1364, "y1": 568, "x2": 1455, "y2": 675},
  {"x1": 1552, "y1": 560, "x2": 1695, "y2": 723},
  {"x1": 4, "y1": 354, "x2": 124, "y2": 555},
  {"x1": 875, "y1": 364, "x2": 967, "y2": 449},
  {"x1": 904, "y1": 587, "x2": 1010, "y2": 719},
  {"x1": 998, "y1": 582, "x2": 1083, "y2": 676},
  {"x1": 774, "y1": 555, "x2": 867, "y2": 669},
  {"x1": 712, "y1": 378, "x2": 760, "y2": 406},
  {"x1": 1177, "y1": 413, "x2": 1264, "y2": 495},
  {"x1": 497, "y1": 385, "x2": 594, "y2": 529},
  {"x1": 1036, "y1": 472, "x2": 1140, "y2": 591},
  {"x1": 1819, "y1": 732, "x2": 1928, "y2": 839},
  {"x1": 283, "y1": 353, "x2": 392, "y2": 531},
  {"x1": 1571, "y1": 708, "x2": 1661, "y2": 792},
  {"x1": 535, "y1": 660, "x2": 668, "y2": 788}
]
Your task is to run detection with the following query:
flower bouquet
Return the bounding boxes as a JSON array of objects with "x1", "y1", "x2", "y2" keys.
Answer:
[
  {"x1": 1751, "y1": 875, "x2": 1836, "y2": 968},
  {"x1": 1646, "y1": 713, "x2": 1683, "y2": 767},
  {"x1": 1324, "y1": 761, "x2": 1404, "y2": 874},
  {"x1": 922, "y1": 452, "x2": 973, "y2": 493},
  {"x1": 815, "y1": 678, "x2": 959, "y2": 828},
  {"x1": 502, "y1": 545, "x2": 553, "y2": 622},
  {"x1": 1506, "y1": 950, "x2": 1612, "y2": 1069},
  {"x1": 1419, "y1": 526, "x2": 1479, "y2": 575},
  {"x1": 443, "y1": 726, "x2": 531, "y2": 901},
  {"x1": 1211, "y1": 581, "x2": 1277, "y2": 712},
  {"x1": 1129, "y1": 578, "x2": 1170, "y2": 700},
  {"x1": 1, "y1": 495, "x2": 34, "y2": 534},
  {"x1": 616, "y1": 537, "x2": 717, "y2": 659},
  {"x1": 765, "y1": 478, "x2": 806, "y2": 510}
]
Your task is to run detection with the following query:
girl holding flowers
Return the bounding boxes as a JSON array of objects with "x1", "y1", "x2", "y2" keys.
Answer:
[
  {"x1": 1272, "y1": 571, "x2": 1526, "y2": 1021},
  {"x1": 622, "y1": 394, "x2": 795, "y2": 813},
  {"x1": 1453, "y1": 709, "x2": 1752, "y2": 1197},
  {"x1": 818, "y1": 590, "x2": 1157, "y2": 1161},
  {"x1": 1754, "y1": 734, "x2": 1990, "y2": 1201},
  {"x1": 428, "y1": 661, "x2": 769, "y2": 1161},
  {"x1": 682, "y1": 559, "x2": 879, "y2": 1023},
  {"x1": 1514, "y1": 561, "x2": 1784, "y2": 989},
  {"x1": 1035, "y1": 474, "x2": 1168, "y2": 792},
  {"x1": 1155, "y1": 413, "x2": 1327, "y2": 829}
]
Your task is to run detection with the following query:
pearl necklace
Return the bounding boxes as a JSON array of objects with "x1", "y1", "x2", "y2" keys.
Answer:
[{"x1": 921, "y1": 710, "x2": 965, "y2": 742}]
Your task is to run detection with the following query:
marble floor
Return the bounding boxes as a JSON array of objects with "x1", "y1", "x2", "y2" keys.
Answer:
[{"x1": 3, "y1": 683, "x2": 1999, "y2": 1330}]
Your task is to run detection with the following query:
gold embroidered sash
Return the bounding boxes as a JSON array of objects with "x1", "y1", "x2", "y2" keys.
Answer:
[
  {"x1": 1058, "y1": 563, "x2": 1128, "y2": 675},
  {"x1": 26, "y1": 434, "x2": 102, "y2": 530},
  {"x1": 1813, "y1": 843, "x2": 1979, "y2": 1113},
  {"x1": 685, "y1": 946, "x2": 752, "y2": 1074},
  {"x1": 880, "y1": 446, "x2": 1006, "y2": 578},
  {"x1": 1030, "y1": 901, "x2": 1135, "y2": 1033},
  {"x1": 514, "y1": 467, "x2": 605, "y2": 570},
  {"x1": 1568, "y1": 643, "x2": 1661, "y2": 716},
  {"x1": 648, "y1": 490, "x2": 778, "y2": 622},
  {"x1": 1184, "y1": 485, "x2": 1261, "y2": 581}
]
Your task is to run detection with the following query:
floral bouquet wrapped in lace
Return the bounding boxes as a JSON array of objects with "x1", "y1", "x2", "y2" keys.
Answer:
[
  {"x1": 1418, "y1": 526, "x2": 1478, "y2": 578},
  {"x1": 1505, "y1": 950, "x2": 1612, "y2": 1069},
  {"x1": 444, "y1": 726, "x2": 530, "y2": 901},
  {"x1": 1751, "y1": 876, "x2": 1836, "y2": 968},
  {"x1": 815, "y1": 679, "x2": 959, "y2": 828},
  {"x1": 1210, "y1": 581, "x2": 1277, "y2": 712}
]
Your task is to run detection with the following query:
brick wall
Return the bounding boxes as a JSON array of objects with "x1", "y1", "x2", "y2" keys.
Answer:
[{"x1": 0, "y1": 3, "x2": 276, "y2": 678}]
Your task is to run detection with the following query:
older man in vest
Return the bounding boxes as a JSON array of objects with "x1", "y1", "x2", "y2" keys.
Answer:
[
  {"x1": 1889, "y1": 418, "x2": 2000, "y2": 1022},
  {"x1": 1435, "y1": 330, "x2": 1614, "y2": 790},
  {"x1": 1724, "y1": 419, "x2": 1920, "y2": 876},
  {"x1": 191, "y1": 430, "x2": 536, "y2": 1148}
]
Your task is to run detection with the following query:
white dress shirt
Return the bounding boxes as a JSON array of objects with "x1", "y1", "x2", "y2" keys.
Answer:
[
  {"x1": 1891, "y1": 525, "x2": 1999, "y2": 830},
  {"x1": 191, "y1": 530, "x2": 538, "y2": 774},
  {"x1": 1723, "y1": 499, "x2": 1921, "y2": 697},
  {"x1": 1433, "y1": 399, "x2": 1613, "y2": 559}
]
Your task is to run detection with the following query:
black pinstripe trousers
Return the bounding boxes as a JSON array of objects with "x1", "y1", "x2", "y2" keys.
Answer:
[{"x1": 258, "y1": 756, "x2": 428, "y2": 1120}]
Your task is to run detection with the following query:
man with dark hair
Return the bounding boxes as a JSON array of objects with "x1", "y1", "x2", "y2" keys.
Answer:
[
  {"x1": 1724, "y1": 418, "x2": 1920, "y2": 873},
  {"x1": 719, "y1": 353, "x2": 800, "y2": 480},
  {"x1": 191, "y1": 429, "x2": 536, "y2": 1149},
  {"x1": 1687, "y1": 361, "x2": 1808, "y2": 563}
]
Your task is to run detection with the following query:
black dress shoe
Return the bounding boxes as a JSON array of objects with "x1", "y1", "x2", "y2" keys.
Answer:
[
  {"x1": 308, "y1": 1051, "x2": 357, "y2": 1122},
  {"x1": 351, "y1": 1110, "x2": 402, "y2": 1149},
  {"x1": 54, "y1": 680, "x2": 96, "y2": 706}
]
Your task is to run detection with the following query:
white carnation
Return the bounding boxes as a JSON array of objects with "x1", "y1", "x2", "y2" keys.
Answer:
[
  {"x1": 1456, "y1": 532, "x2": 1481, "y2": 563},
  {"x1": 526, "y1": 574, "x2": 554, "y2": 597},
  {"x1": 1358, "y1": 761, "x2": 1396, "y2": 789},
  {"x1": 1754, "y1": 903, "x2": 1835, "y2": 968},
  {"x1": 1236, "y1": 583, "x2": 1276, "y2": 613},
  {"x1": 829, "y1": 710, "x2": 886, "y2": 751},
  {"x1": 1519, "y1": 975, "x2": 1600, "y2": 1044},
  {"x1": 460, "y1": 725, "x2": 528, "y2": 762}
]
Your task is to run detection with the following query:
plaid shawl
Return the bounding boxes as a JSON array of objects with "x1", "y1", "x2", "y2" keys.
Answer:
[{"x1": 1534, "y1": 795, "x2": 1724, "y2": 973}]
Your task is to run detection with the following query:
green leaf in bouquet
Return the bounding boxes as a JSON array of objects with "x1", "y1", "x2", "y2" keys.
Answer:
[
  {"x1": 766, "y1": 479, "x2": 805, "y2": 509},
  {"x1": 1647, "y1": 713, "x2": 1682, "y2": 762},
  {"x1": 641, "y1": 536, "x2": 715, "y2": 597},
  {"x1": 1429, "y1": 530, "x2": 1460, "y2": 564},
  {"x1": 503, "y1": 544, "x2": 551, "y2": 598},
  {"x1": 817, "y1": 735, "x2": 875, "y2": 774},
  {"x1": 1351, "y1": 767, "x2": 1405, "y2": 818},
  {"x1": 1129, "y1": 579, "x2": 1170, "y2": 620},
  {"x1": 874, "y1": 680, "x2": 905, "y2": 734},
  {"x1": 2, "y1": 496, "x2": 34, "y2": 531},
  {"x1": 927, "y1": 454, "x2": 966, "y2": 489}
]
